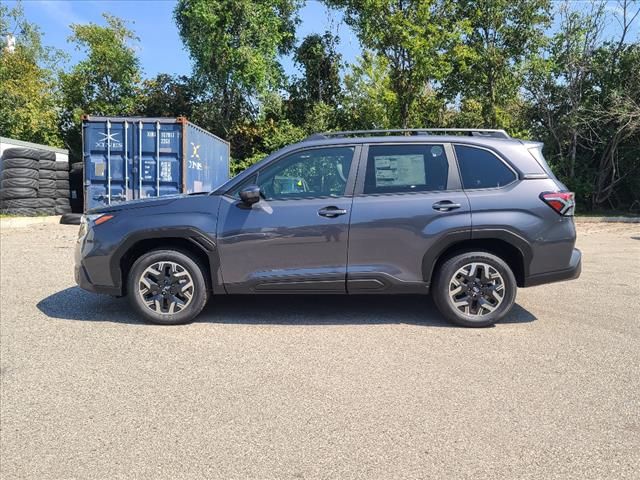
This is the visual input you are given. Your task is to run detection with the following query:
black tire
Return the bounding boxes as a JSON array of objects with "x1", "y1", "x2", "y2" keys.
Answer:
[
  {"x1": 1, "y1": 168, "x2": 39, "y2": 180},
  {"x1": 39, "y1": 160, "x2": 56, "y2": 170},
  {"x1": 1, "y1": 198, "x2": 40, "y2": 209},
  {"x1": 39, "y1": 169, "x2": 56, "y2": 179},
  {"x1": 55, "y1": 197, "x2": 70, "y2": 206},
  {"x1": 127, "y1": 249, "x2": 209, "y2": 325},
  {"x1": 39, "y1": 178, "x2": 56, "y2": 189},
  {"x1": 39, "y1": 150, "x2": 56, "y2": 161},
  {"x1": 55, "y1": 171, "x2": 69, "y2": 180},
  {"x1": 1, "y1": 187, "x2": 37, "y2": 199},
  {"x1": 70, "y1": 162, "x2": 83, "y2": 173},
  {"x1": 55, "y1": 162, "x2": 69, "y2": 171},
  {"x1": 35, "y1": 207, "x2": 55, "y2": 216},
  {"x1": 0, "y1": 207, "x2": 38, "y2": 216},
  {"x1": 432, "y1": 251, "x2": 517, "y2": 328},
  {"x1": 1, "y1": 177, "x2": 39, "y2": 189},
  {"x1": 54, "y1": 205, "x2": 72, "y2": 215},
  {"x1": 60, "y1": 213, "x2": 82, "y2": 225},
  {"x1": 1, "y1": 157, "x2": 38, "y2": 169},
  {"x1": 55, "y1": 189, "x2": 70, "y2": 198},
  {"x1": 36, "y1": 198, "x2": 56, "y2": 207},
  {"x1": 55, "y1": 180, "x2": 70, "y2": 190},
  {"x1": 2, "y1": 147, "x2": 40, "y2": 160},
  {"x1": 38, "y1": 188, "x2": 57, "y2": 199}
]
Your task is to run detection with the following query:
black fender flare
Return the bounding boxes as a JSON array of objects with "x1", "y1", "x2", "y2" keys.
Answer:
[
  {"x1": 422, "y1": 228, "x2": 533, "y2": 285},
  {"x1": 109, "y1": 226, "x2": 222, "y2": 295}
]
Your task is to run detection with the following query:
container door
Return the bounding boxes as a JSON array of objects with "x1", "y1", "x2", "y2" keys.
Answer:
[
  {"x1": 184, "y1": 124, "x2": 230, "y2": 193},
  {"x1": 131, "y1": 121, "x2": 182, "y2": 199},
  {"x1": 83, "y1": 120, "x2": 133, "y2": 210}
]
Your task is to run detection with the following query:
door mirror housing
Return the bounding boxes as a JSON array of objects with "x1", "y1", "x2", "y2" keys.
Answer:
[{"x1": 239, "y1": 185, "x2": 262, "y2": 205}]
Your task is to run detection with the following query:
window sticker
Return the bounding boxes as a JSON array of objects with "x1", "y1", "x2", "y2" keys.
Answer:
[
  {"x1": 374, "y1": 154, "x2": 426, "y2": 187},
  {"x1": 160, "y1": 161, "x2": 172, "y2": 181},
  {"x1": 94, "y1": 161, "x2": 105, "y2": 177},
  {"x1": 430, "y1": 146, "x2": 443, "y2": 157}
]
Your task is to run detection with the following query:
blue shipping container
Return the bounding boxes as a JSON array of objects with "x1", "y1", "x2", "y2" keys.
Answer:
[{"x1": 82, "y1": 116, "x2": 230, "y2": 211}]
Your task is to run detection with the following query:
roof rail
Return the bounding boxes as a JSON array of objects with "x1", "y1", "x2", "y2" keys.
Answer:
[{"x1": 305, "y1": 128, "x2": 511, "y2": 141}]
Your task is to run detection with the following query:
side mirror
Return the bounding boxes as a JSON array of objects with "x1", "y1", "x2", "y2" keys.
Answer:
[{"x1": 239, "y1": 185, "x2": 261, "y2": 205}]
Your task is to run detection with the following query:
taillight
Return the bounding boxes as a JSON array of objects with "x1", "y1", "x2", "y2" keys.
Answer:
[{"x1": 540, "y1": 192, "x2": 575, "y2": 216}]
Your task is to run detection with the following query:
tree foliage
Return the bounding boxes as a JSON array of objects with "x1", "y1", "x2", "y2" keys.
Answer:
[
  {"x1": 136, "y1": 74, "x2": 199, "y2": 118},
  {"x1": 0, "y1": 2, "x2": 64, "y2": 146},
  {"x1": 327, "y1": 0, "x2": 461, "y2": 127},
  {"x1": 59, "y1": 14, "x2": 141, "y2": 158},
  {"x1": 175, "y1": 0, "x2": 301, "y2": 135},
  {"x1": 446, "y1": 0, "x2": 551, "y2": 129},
  {"x1": 2, "y1": 0, "x2": 639, "y2": 211}
]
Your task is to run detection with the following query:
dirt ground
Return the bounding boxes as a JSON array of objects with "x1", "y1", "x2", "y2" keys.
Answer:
[{"x1": 1, "y1": 221, "x2": 639, "y2": 479}]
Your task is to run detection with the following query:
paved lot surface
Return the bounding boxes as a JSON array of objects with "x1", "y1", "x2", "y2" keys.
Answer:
[{"x1": 1, "y1": 222, "x2": 639, "y2": 479}]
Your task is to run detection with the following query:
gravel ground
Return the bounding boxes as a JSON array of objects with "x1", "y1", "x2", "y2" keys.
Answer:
[{"x1": 1, "y1": 221, "x2": 639, "y2": 479}]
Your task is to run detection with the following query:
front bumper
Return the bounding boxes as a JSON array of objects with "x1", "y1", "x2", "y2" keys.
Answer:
[
  {"x1": 523, "y1": 248, "x2": 582, "y2": 287},
  {"x1": 74, "y1": 232, "x2": 122, "y2": 296},
  {"x1": 74, "y1": 262, "x2": 121, "y2": 296}
]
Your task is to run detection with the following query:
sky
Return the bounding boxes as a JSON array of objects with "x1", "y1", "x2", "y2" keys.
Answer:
[
  {"x1": 6, "y1": 0, "x2": 635, "y2": 79},
  {"x1": 6, "y1": 0, "x2": 362, "y2": 78}
]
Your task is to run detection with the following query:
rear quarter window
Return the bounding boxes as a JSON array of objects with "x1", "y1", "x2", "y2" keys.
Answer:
[{"x1": 454, "y1": 145, "x2": 516, "y2": 189}]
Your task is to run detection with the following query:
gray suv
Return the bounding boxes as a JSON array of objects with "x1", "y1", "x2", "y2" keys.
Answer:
[{"x1": 75, "y1": 129, "x2": 581, "y2": 327}]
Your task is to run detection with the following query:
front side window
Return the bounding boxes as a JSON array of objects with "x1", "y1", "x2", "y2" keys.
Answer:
[
  {"x1": 257, "y1": 147, "x2": 354, "y2": 200},
  {"x1": 454, "y1": 145, "x2": 516, "y2": 189},
  {"x1": 363, "y1": 144, "x2": 449, "y2": 194}
]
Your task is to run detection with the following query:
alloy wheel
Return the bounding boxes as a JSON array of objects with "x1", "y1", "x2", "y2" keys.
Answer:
[
  {"x1": 138, "y1": 261, "x2": 195, "y2": 315},
  {"x1": 448, "y1": 262, "x2": 505, "y2": 316}
]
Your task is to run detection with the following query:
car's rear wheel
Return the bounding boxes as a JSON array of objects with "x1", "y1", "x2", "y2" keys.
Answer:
[
  {"x1": 127, "y1": 249, "x2": 208, "y2": 325},
  {"x1": 433, "y1": 252, "x2": 517, "y2": 327}
]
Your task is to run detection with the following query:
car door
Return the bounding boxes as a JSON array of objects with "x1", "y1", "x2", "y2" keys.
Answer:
[
  {"x1": 217, "y1": 145, "x2": 358, "y2": 293},
  {"x1": 347, "y1": 142, "x2": 472, "y2": 293}
]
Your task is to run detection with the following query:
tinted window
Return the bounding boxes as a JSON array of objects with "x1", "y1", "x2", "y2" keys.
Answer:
[
  {"x1": 455, "y1": 145, "x2": 516, "y2": 189},
  {"x1": 229, "y1": 174, "x2": 257, "y2": 199},
  {"x1": 363, "y1": 144, "x2": 449, "y2": 194},
  {"x1": 257, "y1": 147, "x2": 354, "y2": 199}
]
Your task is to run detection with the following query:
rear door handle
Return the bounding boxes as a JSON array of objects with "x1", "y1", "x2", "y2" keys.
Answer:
[
  {"x1": 318, "y1": 206, "x2": 348, "y2": 218},
  {"x1": 432, "y1": 200, "x2": 461, "y2": 211}
]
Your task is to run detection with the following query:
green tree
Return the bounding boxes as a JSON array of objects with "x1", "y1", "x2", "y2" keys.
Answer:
[
  {"x1": 0, "y1": 1, "x2": 64, "y2": 146},
  {"x1": 527, "y1": 0, "x2": 640, "y2": 210},
  {"x1": 60, "y1": 13, "x2": 142, "y2": 158},
  {"x1": 327, "y1": 0, "x2": 460, "y2": 127},
  {"x1": 446, "y1": 0, "x2": 551, "y2": 129},
  {"x1": 528, "y1": 1, "x2": 605, "y2": 180},
  {"x1": 175, "y1": 0, "x2": 301, "y2": 136},
  {"x1": 340, "y1": 52, "x2": 395, "y2": 129},
  {"x1": 136, "y1": 74, "x2": 199, "y2": 118},
  {"x1": 287, "y1": 31, "x2": 342, "y2": 129},
  {"x1": 291, "y1": 33, "x2": 342, "y2": 104},
  {"x1": 586, "y1": 6, "x2": 640, "y2": 208}
]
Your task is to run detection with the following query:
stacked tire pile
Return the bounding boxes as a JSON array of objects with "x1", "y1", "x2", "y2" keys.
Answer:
[
  {"x1": 37, "y1": 150, "x2": 72, "y2": 215},
  {"x1": 54, "y1": 161, "x2": 72, "y2": 215},
  {"x1": 0, "y1": 147, "x2": 72, "y2": 216}
]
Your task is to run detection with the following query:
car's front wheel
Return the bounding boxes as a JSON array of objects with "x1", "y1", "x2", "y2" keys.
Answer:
[
  {"x1": 127, "y1": 249, "x2": 209, "y2": 325},
  {"x1": 433, "y1": 252, "x2": 517, "y2": 327}
]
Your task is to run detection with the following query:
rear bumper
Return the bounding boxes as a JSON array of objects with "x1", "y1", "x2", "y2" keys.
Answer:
[{"x1": 523, "y1": 248, "x2": 582, "y2": 287}]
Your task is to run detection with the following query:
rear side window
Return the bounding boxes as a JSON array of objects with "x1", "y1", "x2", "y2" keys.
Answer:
[
  {"x1": 363, "y1": 144, "x2": 449, "y2": 194},
  {"x1": 454, "y1": 145, "x2": 516, "y2": 189}
]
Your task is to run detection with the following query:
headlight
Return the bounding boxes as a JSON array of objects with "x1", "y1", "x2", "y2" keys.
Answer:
[{"x1": 79, "y1": 214, "x2": 114, "y2": 237}]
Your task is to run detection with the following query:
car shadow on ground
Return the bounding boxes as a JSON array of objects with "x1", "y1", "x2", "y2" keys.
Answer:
[{"x1": 37, "y1": 287, "x2": 537, "y2": 328}]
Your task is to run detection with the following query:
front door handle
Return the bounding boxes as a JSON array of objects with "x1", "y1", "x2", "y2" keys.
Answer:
[
  {"x1": 318, "y1": 206, "x2": 348, "y2": 218},
  {"x1": 432, "y1": 200, "x2": 462, "y2": 211}
]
